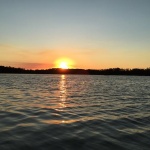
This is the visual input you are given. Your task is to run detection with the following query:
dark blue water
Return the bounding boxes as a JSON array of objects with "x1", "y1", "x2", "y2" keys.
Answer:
[{"x1": 0, "y1": 74, "x2": 150, "y2": 150}]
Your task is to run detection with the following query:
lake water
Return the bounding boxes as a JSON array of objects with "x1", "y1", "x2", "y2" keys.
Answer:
[{"x1": 0, "y1": 74, "x2": 150, "y2": 150}]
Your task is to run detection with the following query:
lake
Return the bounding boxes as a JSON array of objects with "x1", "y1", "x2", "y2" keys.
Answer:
[{"x1": 0, "y1": 74, "x2": 150, "y2": 150}]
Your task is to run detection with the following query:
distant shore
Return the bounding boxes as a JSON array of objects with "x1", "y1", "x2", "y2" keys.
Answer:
[{"x1": 0, "y1": 66, "x2": 150, "y2": 76}]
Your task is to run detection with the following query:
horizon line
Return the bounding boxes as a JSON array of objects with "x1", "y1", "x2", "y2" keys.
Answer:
[{"x1": 1, "y1": 65, "x2": 150, "y2": 71}]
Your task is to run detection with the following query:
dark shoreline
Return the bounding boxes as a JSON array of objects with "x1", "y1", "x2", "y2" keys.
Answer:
[{"x1": 0, "y1": 66, "x2": 150, "y2": 76}]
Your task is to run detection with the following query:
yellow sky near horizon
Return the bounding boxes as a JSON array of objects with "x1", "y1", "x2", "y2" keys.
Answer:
[{"x1": 0, "y1": 43, "x2": 149, "y2": 69}]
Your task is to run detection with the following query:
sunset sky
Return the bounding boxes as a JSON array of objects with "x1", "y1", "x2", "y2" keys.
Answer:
[{"x1": 0, "y1": 0, "x2": 150, "y2": 69}]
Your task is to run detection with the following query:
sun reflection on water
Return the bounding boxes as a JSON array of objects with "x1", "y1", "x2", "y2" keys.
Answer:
[
  {"x1": 59, "y1": 75, "x2": 68, "y2": 123},
  {"x1": 59, "y1": 75, "x2": 67, "y2": 109}
]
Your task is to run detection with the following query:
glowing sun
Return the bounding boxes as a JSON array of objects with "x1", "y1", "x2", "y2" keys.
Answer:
[
  {"x1": 55, "y1": 58, "x2": 74, "y2": 69},
  {"x1": 59, "y1": 62, "x2": 68, "y2": 69}
]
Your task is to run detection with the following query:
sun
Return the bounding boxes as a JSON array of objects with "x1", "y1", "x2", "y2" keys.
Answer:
[
  {"x1": 55, "y1": 58, "x2": 75, "y2": 69},
  {"x1": 59, "y1": 62, "x2": 68, "y2": 69}
]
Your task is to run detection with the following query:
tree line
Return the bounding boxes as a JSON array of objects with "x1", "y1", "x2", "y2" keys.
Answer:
[{"x1": 0, "y1": 66, "x2": 150, "y2": 76}]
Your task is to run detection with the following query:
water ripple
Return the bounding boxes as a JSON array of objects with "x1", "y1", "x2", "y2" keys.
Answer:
[{"x1": 0, "y1": 75, "x2": 150, "y2": 150}]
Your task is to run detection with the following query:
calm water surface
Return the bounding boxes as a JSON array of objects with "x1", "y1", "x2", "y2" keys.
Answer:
[{"x1": 0, "y1": 74, "x2": 150, "y2": 150}]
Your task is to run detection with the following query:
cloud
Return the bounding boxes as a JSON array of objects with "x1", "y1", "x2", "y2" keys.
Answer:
[
  {"x1": 0, "y1": 61, "x2": 53, "y2": 69},
  {"x1": 19, "y1": 62, "x2": 53, "y2": 69}
]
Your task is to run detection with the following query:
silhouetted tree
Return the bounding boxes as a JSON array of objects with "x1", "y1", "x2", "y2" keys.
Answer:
[{"x1": 0, "y1": 66, "x2": 150, "y2": 76}]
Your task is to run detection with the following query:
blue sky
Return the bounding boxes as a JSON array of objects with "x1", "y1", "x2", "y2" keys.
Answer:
[{"x1": 0, "y1": 0, "x2": 150, "y2": 69}]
